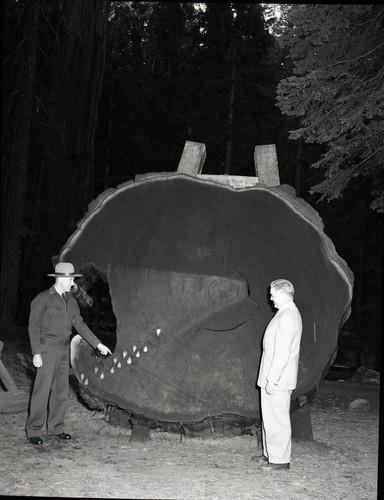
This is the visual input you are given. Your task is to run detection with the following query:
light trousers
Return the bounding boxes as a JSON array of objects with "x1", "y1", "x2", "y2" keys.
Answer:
[{"x1": 261, "y1": 387, "x2": 292, "y2": 464}]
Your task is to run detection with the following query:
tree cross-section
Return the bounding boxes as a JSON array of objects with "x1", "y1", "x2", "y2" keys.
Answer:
[{"x1": 59, "y1": 163, "x2": 352, "y2": 434}]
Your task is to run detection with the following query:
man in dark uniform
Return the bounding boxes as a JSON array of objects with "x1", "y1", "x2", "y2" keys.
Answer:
[{"x1": 25, "y1": 262, "x2": 111, "y2": 445}]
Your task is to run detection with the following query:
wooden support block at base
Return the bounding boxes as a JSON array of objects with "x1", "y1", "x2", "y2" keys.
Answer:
[
  {"x1": 291, "y1": 404, "x2": 314, "y2": 441},
  {"x1": 130, "y1": 424, "x2": 150, "y2": 443},
  {"x1": 0, "y1": 390, "x2": 30, "y2": 413}
]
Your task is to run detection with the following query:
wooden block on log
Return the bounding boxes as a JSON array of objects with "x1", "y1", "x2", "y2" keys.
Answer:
[
  {"x1": 177, "y1": 141, "x2": 206, "y2": 175},
  {"x1": 254, "y1": 144, "x2": 280, "y2": 187},
  {"x1": 0, "y1": 390, "x2": 30, "y2": 413}
]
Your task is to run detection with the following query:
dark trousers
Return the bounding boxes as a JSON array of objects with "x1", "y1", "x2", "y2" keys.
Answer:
[{"x1": 26, "y1": 346, "x2": 70, "y2": 437}]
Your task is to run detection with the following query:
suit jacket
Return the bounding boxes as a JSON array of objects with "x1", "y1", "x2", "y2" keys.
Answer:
[
  {"x1": 257, "y1": 301, "x2": 302, "y2": 391},
  {"x1": 28, "y1": 286, "x2": 100, "y2": 355}
]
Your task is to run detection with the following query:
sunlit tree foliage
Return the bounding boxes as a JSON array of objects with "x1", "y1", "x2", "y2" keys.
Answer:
[{"x1": 276, "y1": 4, "x2": 384, "y2": 212}]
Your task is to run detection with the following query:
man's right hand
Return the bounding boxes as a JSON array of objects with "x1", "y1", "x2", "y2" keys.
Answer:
[
  {"x1": 33, "y1": 354, "x2": 43, "y2": 368},
  {"x1": 265, "y1": 380, "x2": 276, "y2": 395}
]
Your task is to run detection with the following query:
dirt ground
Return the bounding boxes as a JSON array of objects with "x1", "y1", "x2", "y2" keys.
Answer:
[{"x1": 0, "y1": 337, "x2": 380, "y2": 500}]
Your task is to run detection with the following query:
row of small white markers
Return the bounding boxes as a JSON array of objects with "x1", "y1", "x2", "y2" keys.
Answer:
[{"x1": 80, "y1": 328, "x2": 162, "y2": 385}]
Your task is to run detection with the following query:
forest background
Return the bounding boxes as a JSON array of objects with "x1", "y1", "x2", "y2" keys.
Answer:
[{"x1": 1, "y1": 2, "x2": 383, "y2": 372}]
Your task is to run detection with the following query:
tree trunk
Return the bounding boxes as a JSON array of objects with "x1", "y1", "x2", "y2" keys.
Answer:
[
  {"x1": 0, "y1": 0, "x2": 40, "y2": 337},
  {"x1": 354, "y1": 196, "x2": 365, "y2": 367},
  {"x1": 19, "y1": 0, "x2": 108, "y2": 320},
  {"x1": 224, "y1": 63, "x2": 236, "y2": 176},
  {"x1": 380, "y1": 213, "x2": 384, "y2": 371},
  {"x1": 104, "y1": 69, "x2": 115, "y2": 190},
  {"x1": 294, "y1": 140, "x2": 303, "y2": 196},
  {"x1": 35, "y1": 0, "x2": 108, "y2": 239}
]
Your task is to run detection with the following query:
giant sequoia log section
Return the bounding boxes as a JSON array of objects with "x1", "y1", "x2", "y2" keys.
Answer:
[{"x1": 61, "y1": 173, "x2": 353, "y2": 430}]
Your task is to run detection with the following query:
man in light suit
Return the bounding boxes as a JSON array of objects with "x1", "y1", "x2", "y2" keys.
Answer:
[{"x1": 254, "y1": 279, "x2": 302, "y2": 471}]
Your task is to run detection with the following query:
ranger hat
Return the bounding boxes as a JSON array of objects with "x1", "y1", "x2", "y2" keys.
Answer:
[{"x1": 47, "y1": 262, "x2": 82, "y2": 277}]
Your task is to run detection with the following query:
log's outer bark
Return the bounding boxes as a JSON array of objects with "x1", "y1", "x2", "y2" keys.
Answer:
[{"x1": 63, "y1": 174, "x2": 353, "y2": 424}]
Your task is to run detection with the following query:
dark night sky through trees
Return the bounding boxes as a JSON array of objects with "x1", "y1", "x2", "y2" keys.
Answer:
[{"x1": 1, "y1": 2, "x2": 383, "y2": 372}]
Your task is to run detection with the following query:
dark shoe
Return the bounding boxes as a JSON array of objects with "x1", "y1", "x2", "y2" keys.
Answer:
[
  {"x1": 28, "y1": 436, "x2": 43, "y2": 445},
  {"x1": 259, "y1": 462, "x2": 290, "y2": 471},
  {"x1": 251, "y1": 454, "x2": 268, "y2": 462},
  {"x1": 56, "y1": 432, "x2": 71, "y2": 440}
]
